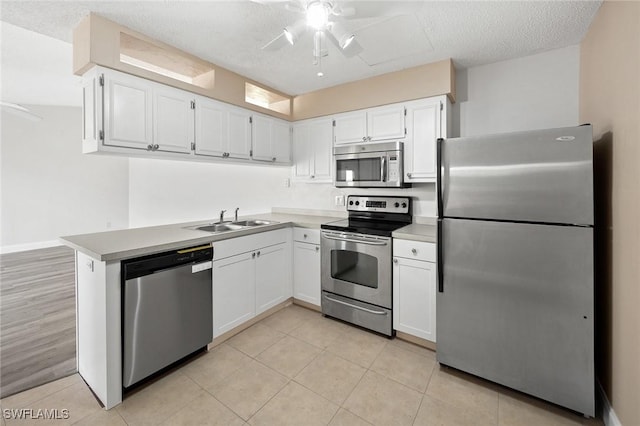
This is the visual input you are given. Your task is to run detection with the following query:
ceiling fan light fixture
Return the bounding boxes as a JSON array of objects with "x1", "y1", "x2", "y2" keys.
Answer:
[
  {"x1": 283, "y1": 19, "x2": 306, "y2": 45},
  {"x1": 328, "y1": 22, "x2": 355, "y2": 50},
  {"x1": 306, "y1": 1, "x2": 329, "y2": 30}
]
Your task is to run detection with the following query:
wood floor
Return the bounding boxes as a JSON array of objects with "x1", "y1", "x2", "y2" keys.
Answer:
[{"x1": 0, "y1": 245, "x2": 77, "y2": 398}]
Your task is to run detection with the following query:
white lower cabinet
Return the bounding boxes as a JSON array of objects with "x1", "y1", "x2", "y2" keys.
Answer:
[
  {"x1": 392, "y1": 239, "x2": 437, "y2": 342},
  {"x1": 212, "y1": 251, "x2": 256, "y2": 337},
  {"x1": 292, "y1": 228, "x2": 321, "y2": 307},
  {"x1": 212, "y1": 229, "x2": 291, "y2": 337},
  {"x1": 255, "y1": 243, "x2": 290, "y2": 314}
]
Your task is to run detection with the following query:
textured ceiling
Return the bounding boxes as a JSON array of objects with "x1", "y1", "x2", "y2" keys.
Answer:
[{"x1": 0, "y1": 0, "x2": 601, "y2": 98}]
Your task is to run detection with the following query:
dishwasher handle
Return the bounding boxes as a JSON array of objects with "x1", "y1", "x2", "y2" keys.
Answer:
[{"x1": 122, "y1": 245, "x2": 213, "y2": 280}]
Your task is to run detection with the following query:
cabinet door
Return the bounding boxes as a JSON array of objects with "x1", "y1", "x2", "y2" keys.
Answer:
[
  {"x1": 81, "y1": 70, "x2": 103, "y2": 151},
  {"x1": 153, "y1": 86, "x2": 194, "y2": 154},
  {"x1": 226, "y1": 106, "x2": 252, "y2": 159},
  {"x1": 404, "y1": 97, "x2": 442, "y2": 182},
  {"x1": 334, "y1": 110, "x2": 367, "y2": 144},
  {"x1": 251, "y1": 115, "x2": 272, "y2": 161},
  {"x1": 271, "y1": 119, "x2": 291, "y2": 163},
  {"x1": 195, "y1": 97, "x2": 227, "y2": 157},
  {"x1": 293, "y1": 242, "x2": 321, "y2": 307},
  {"x1": 367, "y1": 104, "x2": 406, "y2": 142},
  {"x1": 393, "y1": 256, "x2": 437, "y2": 342},
  {"x1": 212, "y1": 252, "x2": 255, "y2": 337},
  {"x1": 293, "y1": 118, "x2": 333, "y2": 182},
  {"x1": 311, "y1": 118, "x2": 333, "y2": 181},
  {"x1": 292, "y1": 122, "x2": 312, "y2": 179},
  {"x1": 103, "y1": 71, "x2": 153, "y2": 150},
  {"x1": 252, "y1": 115, "x2": 290, "y2": 163},
  {"x1": 255, "y1": 243, "x2": 290, "y2": 315}
]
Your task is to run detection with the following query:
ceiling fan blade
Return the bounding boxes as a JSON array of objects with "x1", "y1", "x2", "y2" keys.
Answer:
[
  {"x1": 331, "y1": 6, "x2": 356, "y2": 18},
  {"x1": 337, "y1": 1, "x2": 423, "y2": 19},
  {"x1": 262, "y1": 32, "x2": 289, "y2": 51}
]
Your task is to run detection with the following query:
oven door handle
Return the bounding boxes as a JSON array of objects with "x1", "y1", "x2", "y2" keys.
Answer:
[
  {"x1": 323, "y1": 294, "x2": 388, "y2": 315},
  {"x1": 322, "y1": 233, "x2": 388, "y2": 246},
  {"x1": 381, "y1": 156, "x2": 387, "y2": 182}
]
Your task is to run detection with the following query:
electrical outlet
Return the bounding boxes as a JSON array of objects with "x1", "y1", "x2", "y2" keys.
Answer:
[
  {"x1": 283, "y1": 178, "x2": 290, "y2": 188},
  {"x1": 335, "y1": 195, "x2": 345, "y2": 206}
]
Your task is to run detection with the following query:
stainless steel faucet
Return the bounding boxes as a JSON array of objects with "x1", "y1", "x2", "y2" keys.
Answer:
[
  {"x1": 234, "y1": 207, "x2": 240, "y2": 222},
  {"x1": 219, "y1": 209, "x2": 226, "y2": 223}
]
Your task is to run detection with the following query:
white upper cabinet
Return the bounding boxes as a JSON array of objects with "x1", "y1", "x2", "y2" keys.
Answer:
[
  {"x1": 367, "y1": 104, "x2": 406, "y2": 141},
  {"x1": 227, "y1": 106, "x2": 252, "y2": 159},
  {"x1": 194, "y1": 97, "x2": 251, "y2": 159},
  {"x1": 103, "y1": 70, "x2": 153, "y2": 150},
  {"x1": 333, "y1": 111, "x2": 367, "y2": 144},
  {"x1": 292, "y1": 117, "x2": 333, "y2": 182},
  {"x1": 333, "y1": 104, "x2": 405, "y2": 145},
  {"x1": 153, "y1": 87, "x2": 194, "y2": 154},
  {"x1": 404, "y1": 96, "x2": 448, "y2": 182},
  {"x1": 252, "y1": 114, "x2": 291, "y2": 164}
]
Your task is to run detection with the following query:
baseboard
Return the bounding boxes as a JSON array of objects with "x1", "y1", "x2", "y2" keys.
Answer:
[
  {"x1": 0, "y1": 240, "x2": 62, "y2": 254},
  {"x1": 598, "y1": 380, "x2": 622, "y2": 426},
  {"x1": 292, "y1": 298, "x2": 321, "y2": 312},
  {"x1": 395, "y1": 331, "x2": 437, "y2": 351}
]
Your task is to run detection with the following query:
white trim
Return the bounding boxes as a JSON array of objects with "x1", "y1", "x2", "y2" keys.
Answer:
[
  {"x1": 599, "y1": 380, "x2": 623, "y2": 426},
  {"x1": 0, "y1": 240, "x2": 62, "y2": 254}
]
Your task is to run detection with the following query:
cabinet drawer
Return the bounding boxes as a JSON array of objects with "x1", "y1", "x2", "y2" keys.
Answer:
[
  {"x1": 214, "y1": 228, "x2": 291, "y2": 260},
  {"x1": 293, "y1": 227, "x2": 320, "y2": 244},
  {"x1": 393, "y1": 239, "x2": 436, "y2": 262}
]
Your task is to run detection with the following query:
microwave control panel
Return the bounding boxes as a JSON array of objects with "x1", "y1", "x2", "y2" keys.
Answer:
[{"x1": 388, "y1": 155, "x2": 399, "y2": 182}]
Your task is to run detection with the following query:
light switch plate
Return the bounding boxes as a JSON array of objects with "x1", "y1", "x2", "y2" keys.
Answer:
[{"x1": 335, "y1": 195, "x2": 345, "y2": 206}]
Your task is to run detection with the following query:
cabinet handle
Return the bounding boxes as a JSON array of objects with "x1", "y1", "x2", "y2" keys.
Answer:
[
  {"x1": 153, "y1": 144, "x2": 159, "y2": 151},
  {"x1": 147, "y1": 144, "x2": 153, "y2": 151},
  {"x1": 310, "y1": 175, "x2": 315, "y2": 179},
  {"x1": 362, "y1": 136, "x2": 367, "y2": 141},
  {"x1": 315, "y1": 246, "x2": 319, "y2": 251},
  {"x1": 272, "y1": 157, "x2": 276, "y2": 162},
  {"x1": 407, "y1": 173, "x2": 412, "y2": 178},
  {"x1": 252, "y1": 252, "x2": 256, "y2": 258},
  {"x1": 393, "y1": 258, "x2": 398, "y2": 264},
  {"x1": 303, "y1": 234, "x2": 308, "y2": 239},
  {"x1": 257, "y1": 251, "x2": 261, "y2": 257},
  {"x1": 411, "y1": 248, "x2": 418, "y2": 255}
]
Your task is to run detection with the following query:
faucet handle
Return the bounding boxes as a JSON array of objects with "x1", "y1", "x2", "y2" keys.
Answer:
[{"x1": 234, "y1": 207, "x2": 240, "y2": 221}]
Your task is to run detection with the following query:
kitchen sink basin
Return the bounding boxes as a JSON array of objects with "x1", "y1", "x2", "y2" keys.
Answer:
[
  {"x1": 194, "y1": 223, "x2": 245, "y2": 233},
  {"x1": 186, "y1": 218, "x2": 278, "y2": 233},
  {"x1": 232, "y1": 219, "x2": 277, "y2": 227}
]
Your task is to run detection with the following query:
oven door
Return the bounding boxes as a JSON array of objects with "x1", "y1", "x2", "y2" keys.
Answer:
[
  {"x1": 321, "y1": 230, "x2": 392, "y2": 308},
  {"x1": 334, "y1": 152, "x2": 388, "y2": 188}
]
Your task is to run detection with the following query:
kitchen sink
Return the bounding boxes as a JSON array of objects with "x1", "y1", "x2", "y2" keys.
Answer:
[
  {"x1": 231, "y1": 219, "x2": 277, "y2": 227},
  {"x1": 194, "y1": 223, "x2": 245, "y2": 233},
  {"x1": 187, "y1": 219, "x2": 278, "y2": 233}
]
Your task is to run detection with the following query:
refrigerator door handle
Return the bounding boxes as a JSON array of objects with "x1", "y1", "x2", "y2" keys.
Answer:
[
  {"x1": 437, "y1": 219, "x2": 443, "y2": 292},
  {"x1": 436, "y1": 138, "x2": 444, "y2": 217}
]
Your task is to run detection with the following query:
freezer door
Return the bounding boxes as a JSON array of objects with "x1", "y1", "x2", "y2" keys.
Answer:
[
  {"x1": 441, "y1": 125, "x2": 593, "y2": 225},
  {"x1": 437, "y1": 218, "x2": 594, "y2": 416}
]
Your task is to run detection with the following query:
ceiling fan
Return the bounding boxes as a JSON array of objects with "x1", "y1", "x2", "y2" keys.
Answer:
[{"x1": 258, "y1": 0, "x2": 366, "y2": 76}]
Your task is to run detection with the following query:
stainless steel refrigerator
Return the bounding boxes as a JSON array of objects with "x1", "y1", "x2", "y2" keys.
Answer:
[{"x1": 436, "y1": 125, "x2": 594, "y2": 416}]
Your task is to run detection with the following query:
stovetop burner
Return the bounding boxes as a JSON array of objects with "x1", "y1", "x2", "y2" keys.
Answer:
[{"x1": 321, "y1": 195, "x2": 412, "y2": 237}]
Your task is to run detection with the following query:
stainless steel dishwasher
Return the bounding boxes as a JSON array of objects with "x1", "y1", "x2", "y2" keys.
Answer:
[{"x1": 122, "y1": 244, "x2": 213, "y2": 388}]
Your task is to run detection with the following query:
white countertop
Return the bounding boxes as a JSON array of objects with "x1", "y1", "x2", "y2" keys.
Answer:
[
  {"x1": 60, "y1": 213, "x2": 340, "y2": 262},
  {"x1": 393, "y1": 223, "x2": 437, "y2": 243},
  {"x1": 60, "y1": 211, "x2": 437, "y2": 262}
]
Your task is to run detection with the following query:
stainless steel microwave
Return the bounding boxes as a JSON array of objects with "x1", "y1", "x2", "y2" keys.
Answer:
[{"x1": 334, "y1": 141, "x2": 406, "y2": 188}]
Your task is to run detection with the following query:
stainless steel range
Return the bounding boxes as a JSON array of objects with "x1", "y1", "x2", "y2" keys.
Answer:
[{"x1": 321, "y1": 195, "x2": 412, "y2": 336}]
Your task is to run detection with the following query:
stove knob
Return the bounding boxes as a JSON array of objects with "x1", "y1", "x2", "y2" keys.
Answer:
[
  {"x1": 349, "y1": 200, "x2": 354, "y2": 206},
  {"x1": 401, "y1": 202, "x2": 407, "y2": 208},
  {"x1": 394, "y1": 202, "x2": 400, "y2": 208},
  {"x1": 355, "y1": 201, "x2": 360, "y2": 206}
]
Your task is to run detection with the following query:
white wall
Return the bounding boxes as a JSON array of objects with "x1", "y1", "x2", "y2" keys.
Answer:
[
  {"x1": 128, "y1": 158, "x2": 293, "y2": 227},
  {"x1": 0, "y1": 106, "x2": 129, "y2": 251},
  {"x1": 453, "y1": 45, "x2": 580, "y2": 137}
]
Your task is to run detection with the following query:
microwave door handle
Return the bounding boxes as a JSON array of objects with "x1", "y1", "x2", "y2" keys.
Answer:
[{"x1": 381, "y1": 156, "x2": 387, "y2": 182}]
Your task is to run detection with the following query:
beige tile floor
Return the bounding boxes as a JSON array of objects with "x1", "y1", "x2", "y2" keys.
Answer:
[{"x1": 0, "y1": 304, "x2": 603, "y2": 426}]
